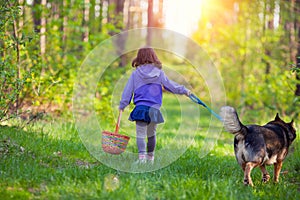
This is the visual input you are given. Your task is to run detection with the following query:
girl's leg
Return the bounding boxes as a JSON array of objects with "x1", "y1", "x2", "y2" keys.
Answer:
[
  {"x1": 136, "y1": 121, "x2": 147, "y2": 161},
  {"x1": 147, "y1": 123, "x2": 157, "y2": 161}
]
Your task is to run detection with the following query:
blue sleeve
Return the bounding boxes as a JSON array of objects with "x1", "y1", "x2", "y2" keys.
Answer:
[
  {"x1": 119, "y1": 73, "x2": 134, "y2": 110},
  {"x1": 160, "y1": 71, "x2": 189, "y2": 95}
]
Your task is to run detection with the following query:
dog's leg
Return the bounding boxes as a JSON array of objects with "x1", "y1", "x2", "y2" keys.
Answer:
[
  {"x1": 241, "y1": 163, "x2": 246, "y2": 171},
  {"x1": 244, "y1": 162, "x2": 256, "y2": 186},
  {"x1": 259, "y1": 165, "x2": 270, "y2": 183},
  {"x1": 274, "y1": 161, "x2": 283, "y2": 183}
]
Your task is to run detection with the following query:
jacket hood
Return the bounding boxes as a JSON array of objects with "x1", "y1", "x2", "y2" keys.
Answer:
[{"x1": 136, "y1": 64, "x2": 161, "y2": 79}]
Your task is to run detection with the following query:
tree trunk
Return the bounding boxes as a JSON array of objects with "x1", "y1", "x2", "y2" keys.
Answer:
[
  {"x1": 107, "y1": 0, "x2": 126, "y2": 66},
  {"x1": 107, "y1": 0, "x2": 125, "y2": 33},
  {"x1": 126, "y1": 0, "x2": 132, "y2": 29},
  {"x1": 32, "y1": 0, "x2": 41, "y2": 33},
  {"x1": 18, "y1": 0, "x2": 24, "y2": 39},
  {"x1": 116, "y1": 0, "x2": 125, "y2": 14},
  {"x1": 147, "y1": 0, "x2": 153, "y2": 46},
  {"x1": 126, "y1": 0, "x2": 143, "y2": 29},
  {"x1": 262, "y1": 0, "x2": 274, "y2": 75},
  {"x1": 12, "y1": 2, "x2": 21, "y2": 113},
  {"x1": 89, "y1": 0, "x2": 95, "y2": 34},
  {"x1": 295, "y1": 0, "x2": 300, "y2": 96},
  {"x1": 52, "y1": 0, "x2": 60, "y2": 20},
  {"x1": 98, "y1": 0, "x2": 104, "y2": 32},
  {"x1": 40, "y1": 0, "x2": 47, "y2": 60},
  {"x1": 62, "y1": 0, "x2": 68, "y2": 55},
  {"x1": 287, "y1": 0, "x2": 297, "y2": 64},
  {"x1": 82, "y1": 0, "x2": 90, "y2": 42},
  {"x1": 158, "y1": 0, "x2": 163, "y2": 27},
  {"x1": 153, "y1": 0, "x2": 163, "y2": 27}
]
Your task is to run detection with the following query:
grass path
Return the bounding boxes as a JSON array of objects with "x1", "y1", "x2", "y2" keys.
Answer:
[
  {"x1": 0, "y1": 94, "x2": 299, "y2": 199},
  {"x1": 0, "y1": 125, "x2": 299, "y2": 199}
]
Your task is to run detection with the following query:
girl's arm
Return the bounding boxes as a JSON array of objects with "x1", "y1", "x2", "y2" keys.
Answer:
[
  {"x1": 161, "y1": 71, "x2": 190, "y2": 96},
  {"x1": 119, "y1": 73, "x2": 134, "y2": 110}
]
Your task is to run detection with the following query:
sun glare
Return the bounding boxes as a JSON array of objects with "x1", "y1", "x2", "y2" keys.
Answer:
[{"x1": 164, "y1": 0, "x2": 203, "y2": 36}]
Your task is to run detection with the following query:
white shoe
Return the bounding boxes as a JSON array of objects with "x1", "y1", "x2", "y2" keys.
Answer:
[
  {"x1": 146, "y1": 155, "x2": 154, "y2": 164},
  {"x1": 134, "y1": 154, "x2": 147, "y2": 164}
]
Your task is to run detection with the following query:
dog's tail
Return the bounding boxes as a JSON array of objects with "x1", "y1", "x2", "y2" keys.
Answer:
[{"x1": 220, "y1": 106, "x2": 245, "y2": 134}]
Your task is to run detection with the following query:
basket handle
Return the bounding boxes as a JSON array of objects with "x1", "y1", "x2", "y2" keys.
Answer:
[{"x1": 115, "y1": 110, "x2": 122, "y2": 134}]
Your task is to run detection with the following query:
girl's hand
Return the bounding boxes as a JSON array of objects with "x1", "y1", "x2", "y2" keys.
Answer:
[{"x1": 186, "y1": 90, "x2": 192, "y2": 97}]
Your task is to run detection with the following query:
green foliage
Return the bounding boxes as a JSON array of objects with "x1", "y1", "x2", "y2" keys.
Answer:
[
  {"x1": 0, "y1": 1, "x2": 35, "y2": 121},
  {"x1": 291, "y1": 57, "x2": 300, "y2": 74},
  {"x1": 0, "y1": 0, "x2": 297, "y2": 122},
  {"x1": 192, "y1": 0, "x2": 300, "y2": 120},
  {"x1": 244, "y1": 69, "x2": 297, "y2": 121},
  {"x1": 0, "y1": 59, "x2": 32, "y2": 121},
  {"x1": 0, "y1": 0, "x2": 118, "y2": 120},
  {"x1": 95, "y1": 62, "x2": 128, "y2": 123}
]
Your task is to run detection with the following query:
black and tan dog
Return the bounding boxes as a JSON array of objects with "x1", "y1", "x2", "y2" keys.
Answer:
[{"x1": 220, "y1": 106, "x2": 296, "y2": 186}]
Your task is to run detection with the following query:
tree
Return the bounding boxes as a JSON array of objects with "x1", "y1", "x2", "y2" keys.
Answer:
[
  {"x1": 147, "y1": 0, "x2": 153, "y2": 45},
  {"x1": 40, "y1": 0, "x2": 46, "y2": 59},
  {"x1": 0, "y1": 0, "x2": 35, "y2": 120},
  {"x1": 98, "y1": 0, "x2": 104, "y2": 32},
  {"x1": 294, "y1": 0, "x2": 300, "y2": 96},
  {"x1": 62, "y1": 0, "x2": 68, "y2": 54},
  {"x1": 32, "y1": 0, "x2": 47, "y2": 61},
  {"x1": 261, "y1": 0, "x2": 275, "y2": 75},
  {"x1": 126, "y1": 0, "x2": 143, "y2": 29},
  {"x1": 32, "y1": 0, "x2": 41, "y2": 34},
  {"x1": 147, "y1": 0, "x2": 164, "y2": 45},
  {"x1": 107, "y1": 0, "x2": 125, "y2": 34},
  {"x1": 107, "y1": 0, "x2": 126, "y2": 66},
  {"x1": 82, "y1": 0, "x2": 90, "y2": 42}
]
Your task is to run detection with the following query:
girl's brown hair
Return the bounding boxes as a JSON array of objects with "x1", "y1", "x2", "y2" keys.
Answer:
[{"x1": 131, "y1": 47, "x2": 162, "y2": 69}]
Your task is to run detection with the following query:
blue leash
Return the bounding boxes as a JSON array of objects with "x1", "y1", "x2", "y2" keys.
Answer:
[{"x1": 189, "y1": 94, "x2": 223, "y2": 121}]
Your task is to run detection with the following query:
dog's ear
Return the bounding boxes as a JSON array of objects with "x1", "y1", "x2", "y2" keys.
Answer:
[
  {"x1": 275, "y1": 113, "x2": 281, "y2": 121},
  {"x1": 289, "y1": 119, "x2": 294, "y2": 126}
]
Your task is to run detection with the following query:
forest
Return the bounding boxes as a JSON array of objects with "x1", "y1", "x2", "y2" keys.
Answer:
[
  {"x1": 1, "y1": 0, "x2": 300, "y2": 199},
  {"x1": 1, "y1": 0, "x2": 299, "y2": 122}
]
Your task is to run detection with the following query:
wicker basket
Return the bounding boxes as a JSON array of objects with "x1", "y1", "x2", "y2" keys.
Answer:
[
  {"x1": 101, "y1": 110, "x2": 130, "y2": 154},
  {"x1": 102, "y1": 131, "x2": 130, "y2": 154}
]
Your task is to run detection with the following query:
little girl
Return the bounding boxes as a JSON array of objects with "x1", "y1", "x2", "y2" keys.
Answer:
[{"x1": 119, "y1": 47, "x2": 191, "y2": 164}]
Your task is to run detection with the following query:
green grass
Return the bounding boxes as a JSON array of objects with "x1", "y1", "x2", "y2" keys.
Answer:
[{"x1": 1, "y1": 94, "x2": 300, "y2": 199}]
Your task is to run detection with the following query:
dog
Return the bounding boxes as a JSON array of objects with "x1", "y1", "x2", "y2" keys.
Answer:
[{"x1": 220, "y1": 106, "x2": 296, "y2": 186}]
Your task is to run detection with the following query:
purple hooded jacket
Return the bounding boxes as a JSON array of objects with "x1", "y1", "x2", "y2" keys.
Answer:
[{"x1": 119, "y1": 64, "x2": 189, "y2": 110}]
